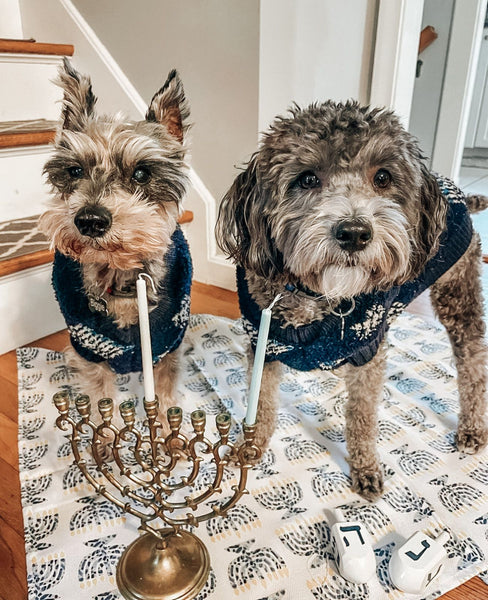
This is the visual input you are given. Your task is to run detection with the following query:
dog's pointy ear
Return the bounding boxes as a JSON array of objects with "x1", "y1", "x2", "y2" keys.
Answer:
[
  {"x1": 413, "y1": 164, "x2": 448, "y2": 273},
  {"x1": 216, "y1": 155, "x2": 283, "y2": 278},
  {"x1": 146, "y1": 70, "x2": 190, "y2": 143},
  {"x1": 57, "y1": 58, "x2": 97, "y2": 132}
]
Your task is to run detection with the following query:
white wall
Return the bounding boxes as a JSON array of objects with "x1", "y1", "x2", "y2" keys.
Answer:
[
  {"x1": 0, "y1": 0, "x2": 23, "y2": 37},
  {"x1": 431, "y1": 0, "x2": 485, "y2": 179},
  {"x1": 16, "y1": 0, "x2": 379, "y2": 289},
  {"x1": 69, "y1": 0, "x2": 260, "y2": 206},
  {"x1": 370, "y1": 0, "x2": 424, "y2": 128},
  {"x1": 19, "y1": 0, "x2": 141, "y2": 119},
  {"x1": 259, "y1": 0, "x2": 378, "y2": 133}
]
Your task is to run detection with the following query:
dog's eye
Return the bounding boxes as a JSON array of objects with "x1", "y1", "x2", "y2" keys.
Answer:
[
  {"x1": 373, "y1": 169, "x2": 392, "y2": 189},
  {"x1": 67, "y1": 166, "x2": 84, "y2": 179},
  {"x1": 297, "y1": 171, "x2": 321, "y2": 189},
  {"x1": 132, "y1": 167, "x2": 151, "y2": 184}
]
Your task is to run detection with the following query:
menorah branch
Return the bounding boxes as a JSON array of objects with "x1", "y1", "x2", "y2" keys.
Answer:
[{"x1": 53, "y1": 390, "x2": 262, "y2": 600}]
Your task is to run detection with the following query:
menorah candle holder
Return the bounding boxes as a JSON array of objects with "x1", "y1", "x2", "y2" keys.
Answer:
[{"x1": 53, "y1": 391, "x2": 261, "y2": 600}]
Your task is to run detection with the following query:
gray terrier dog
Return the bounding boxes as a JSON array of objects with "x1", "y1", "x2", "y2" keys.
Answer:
[
  {"x1": 216, "y1": 101, "x2": 488, "y2": 501},
  {"x1": 40, "y1": 59, "x2": 192, "y2": 411}
]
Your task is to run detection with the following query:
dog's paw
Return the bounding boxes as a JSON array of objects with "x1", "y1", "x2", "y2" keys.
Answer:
[
  {"x1": 350, "y1": 465, "x2": 384, "y2": 502},
  {"x1": 456, "y1": 424, "x2": 488, "y2": 454}
]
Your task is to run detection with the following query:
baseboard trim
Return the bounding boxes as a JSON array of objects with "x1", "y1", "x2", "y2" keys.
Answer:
[{"x1": 0, "y1": 262, "x2": 65, "y2": 354}]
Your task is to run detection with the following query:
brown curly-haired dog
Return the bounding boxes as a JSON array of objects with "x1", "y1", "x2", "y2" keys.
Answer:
[
  {"x1": 40, "y1": 59, "x2": 192, "y2": 409},
  {"x1": 216, "y1": 101, "x2": 488, "y2": 501}
]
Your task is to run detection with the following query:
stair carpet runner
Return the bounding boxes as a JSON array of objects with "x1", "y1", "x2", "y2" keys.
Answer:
[
  {"x1": 0, "y1": 120, "x2": 56, "y2": 271},
  {"x1": 0, "y1": 215, "x2": 49, "y2": 263}
]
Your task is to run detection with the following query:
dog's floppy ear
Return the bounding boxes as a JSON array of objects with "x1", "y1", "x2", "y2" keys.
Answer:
[
  {"x1": 146, "y1": 70, "x2": 190, "y2": 143},
  {"x1": 412, "y1": 164, "x2": 448, "y2": 274},
  {"x1": 57, "y1": 58, "x2": 97, "y2": 132},
  {"x1": 216, "y1": 155, "x2": 282, "y2": 278}
]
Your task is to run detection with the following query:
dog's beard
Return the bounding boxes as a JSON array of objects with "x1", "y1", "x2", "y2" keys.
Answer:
[
  {"x1": 282, "y1": 197, "x2": 412, "y2": 300},
  {"x1": 39, "y1": 192, "x2": 176, "y2": 270}
]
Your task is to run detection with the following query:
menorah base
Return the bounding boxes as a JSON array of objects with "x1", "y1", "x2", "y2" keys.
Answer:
[{"x1": 116, "y1": 529, "x2": 210, "y2": 600}]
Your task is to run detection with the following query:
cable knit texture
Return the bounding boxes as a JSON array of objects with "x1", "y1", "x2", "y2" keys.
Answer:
[{"x1": 52, "y1": 226, "x2": 192, "y2": 374}]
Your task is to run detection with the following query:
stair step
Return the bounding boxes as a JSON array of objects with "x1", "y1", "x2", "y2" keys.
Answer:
[
  {"x1": 0, "y1": 247, "x2": 53, "y2": 277},
  {"x1": 0, "y1": 38, "x2": 74, "y2": 56},
  {"x1": 0, "y1": 119, "x2": 57, "y2": 148},
  {"x1": 0, "y1": 211, "x2": 194, "y2": 277},
  {"x1": 0, "y1": 146, "x2": 53, "y2": 223},
  {"x1": 0, "y1": 215, "x2": 50, "y2": 277}
]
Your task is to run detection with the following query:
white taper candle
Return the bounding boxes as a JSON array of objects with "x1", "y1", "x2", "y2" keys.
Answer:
[
  {"x1": 136, "y1": 275, "x2": 156, "y2": 402},
  {"x1": 245, "y1": 294, "x2": 282, "y2": 425}
]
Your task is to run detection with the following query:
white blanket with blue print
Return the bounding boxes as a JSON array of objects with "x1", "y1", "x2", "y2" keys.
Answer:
[{"x1": 18, "y1": 313, "x2": 488, "y2": 599}]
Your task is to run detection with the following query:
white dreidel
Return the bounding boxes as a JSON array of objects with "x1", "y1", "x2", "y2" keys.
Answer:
[
  {"x1": 389, "y1": 530, "x2": 450, "y2": 594},
  {"x1": 330, "y1": 511, "x2": 376, "y2": 584}
]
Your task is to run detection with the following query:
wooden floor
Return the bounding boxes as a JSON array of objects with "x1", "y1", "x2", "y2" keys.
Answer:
[{"x1": 0, "y1": 282, "x2": 486, "y2": 600}]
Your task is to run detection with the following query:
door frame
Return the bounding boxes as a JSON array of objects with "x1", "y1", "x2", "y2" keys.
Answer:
[{"x1": 371, "y1": 0, "x2": 486, "y2": 180}]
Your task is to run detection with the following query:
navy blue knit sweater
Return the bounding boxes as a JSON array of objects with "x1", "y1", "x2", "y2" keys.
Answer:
[
  {"x1": 237, "y1": 177, "x2": 473, "y2": 371},
  {"x1": 52, "y1": 226, "x2": 192, "y2": 374}
]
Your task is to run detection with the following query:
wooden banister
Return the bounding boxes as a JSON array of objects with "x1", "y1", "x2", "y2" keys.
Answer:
[
  {"x1": 418, "y1": 26, "x2": 438, "y2": 54},
  {"x1": 0, "y1": 39, "x2": 74, "y2": 56}
]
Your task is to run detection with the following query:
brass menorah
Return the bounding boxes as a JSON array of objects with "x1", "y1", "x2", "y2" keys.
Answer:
[{"x1": 53, "y1": 391, "x2": 261, "y2": 600}]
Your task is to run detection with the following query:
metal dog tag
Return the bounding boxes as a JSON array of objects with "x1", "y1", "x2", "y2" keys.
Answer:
[{"x1": 87, "y1": 294, "x2": 108, "y2": 316}]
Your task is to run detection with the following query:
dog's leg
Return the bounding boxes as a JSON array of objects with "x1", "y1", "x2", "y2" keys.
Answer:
[
  {"x1": 154, "y1": 349, "x2": 180, "y2": 420},
  {"x1": 343, "y1": 344, "x2": 386, "y2": 501},
  {"x1": 430, "y1": 234, "x2": 488, "y2": 454},
  {"x1": 246, "y1": 347, "x2": 282, "y2": 449},
  {"x1": 65, "y1": 346, "x2": 116, "y2": 400}
]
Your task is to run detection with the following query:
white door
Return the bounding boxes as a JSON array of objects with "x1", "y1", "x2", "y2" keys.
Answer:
[{"x1": 473, "y1": 33, "x2": 488, "y2": 147}]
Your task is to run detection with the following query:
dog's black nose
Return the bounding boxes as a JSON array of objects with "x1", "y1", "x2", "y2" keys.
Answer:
[
  {"x1": 334, "y1": 220, "x2": 373, "y2": 252},
  {"x1": 74, "y1": 206, "x2": 112, "y2": 238}
]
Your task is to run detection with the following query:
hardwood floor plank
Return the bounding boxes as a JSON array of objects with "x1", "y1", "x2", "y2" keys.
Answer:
[
  {"x1": 442, "y1": 577, "x2": 488, "y2": 599},
  {"x1": 0, "y1": 457, "x2": 23, "y2": 540},
  {"x1": 0, "y1": 350, "x2": 18, "y2": 386},
  {"x1": 29, "y1": 329, "x2": 69, "y2": 352},
  {"x1": 0, "y1": 519, "x2": 27, "y2": 600},
  {"x1": 190, "y1": 281, "x2": 240, "y2": 319},
  {"x1": 0, "y1": 376, "x2": 19, "y2": 422}
]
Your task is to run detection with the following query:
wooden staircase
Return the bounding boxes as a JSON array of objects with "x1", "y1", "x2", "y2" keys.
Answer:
[
  {"x1": 0, "y1": 39, "x2": 73, "y2": 353},
  {"x1": 0, "y1": 119, "x2": 56, "y2": 149},
  {"x1": 0, "y1": 210, "x2": 194, "y2": 278}
]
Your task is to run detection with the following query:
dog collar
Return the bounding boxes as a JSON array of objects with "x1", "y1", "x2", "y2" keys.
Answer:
[
  {"x1": 106, "y1": 282, "x2": 138, "y2": 297},
  {"x1": 284, "y1": 282, "x2": 324, "y2": 299}
]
